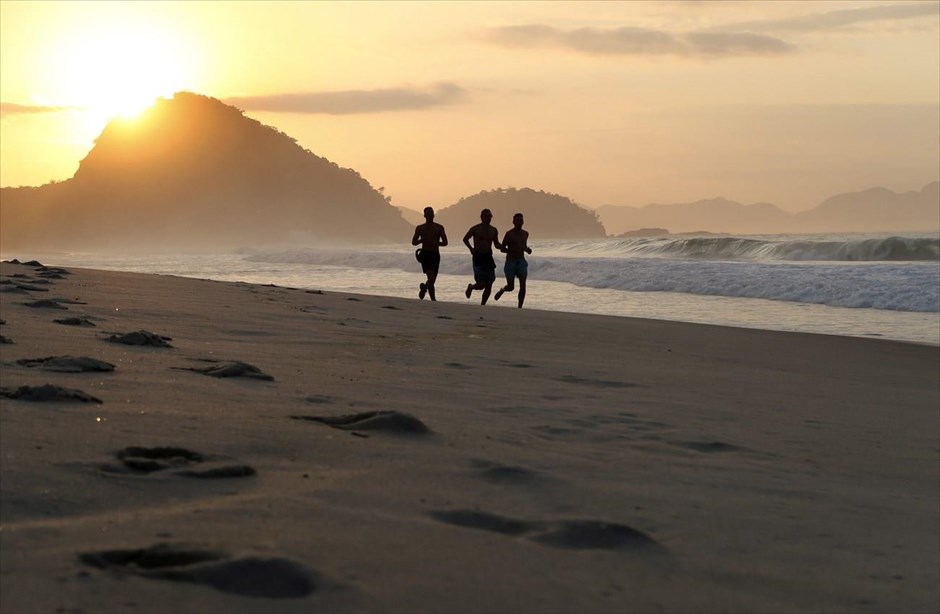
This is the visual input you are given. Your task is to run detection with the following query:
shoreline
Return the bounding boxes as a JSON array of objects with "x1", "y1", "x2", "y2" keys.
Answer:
[
  {"x1": 2, "y1": 262, "x2": 938, "y2": 613},
  {"x1": 2, "y1": 252, "x2": 938, "y2": 346}
]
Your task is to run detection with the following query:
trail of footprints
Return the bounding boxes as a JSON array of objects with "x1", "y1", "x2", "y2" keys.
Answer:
[
  {"x1": 2, "y1": 260, "x2": 315, "y2": 598},
  {"x1": 1, "y1": 258, "x2": 723, "y2": 600}
]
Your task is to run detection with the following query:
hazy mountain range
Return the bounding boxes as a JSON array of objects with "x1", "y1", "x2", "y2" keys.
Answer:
[
  {"x1": 597, "y1": 182, "x2": 939, "y2": 235},
  {"x1": 1, "y1": 92, "x2": 936, "y2": 253}
]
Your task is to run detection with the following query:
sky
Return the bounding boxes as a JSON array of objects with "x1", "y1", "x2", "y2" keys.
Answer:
[{"x1": 1, "y1": 0, "x2": 938, "y2": 212}]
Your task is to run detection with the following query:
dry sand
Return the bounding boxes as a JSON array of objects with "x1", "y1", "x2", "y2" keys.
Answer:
[{"x1": 1, "y1": 260, "x2": 938, "y2": 613}]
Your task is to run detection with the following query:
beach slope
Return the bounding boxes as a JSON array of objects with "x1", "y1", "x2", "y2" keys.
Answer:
[{"x1": 1, "y1": 262, "x2": 937, "y2": 613}]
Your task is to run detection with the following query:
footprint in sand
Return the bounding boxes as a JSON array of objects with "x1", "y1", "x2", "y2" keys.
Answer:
[
  {"x1": 1, "y1": 279, "x2": 50, "y2": 292},
  {"x1": 79, "y1": 543, "x2": 317, "y2": 598},
  {"x1": 555, "y1": 374, "x2": 642, "y2": 389},
  {"x1": 532, "y1": 520, "x2": 666, "y2": 552},
  {"x1": 17, "y1": 356, "x2": 115, "y2": 373},
  {"x1": 673, "y1": 440, "x2": 743, "y2": 453},
  {"x1": 172, "y1": 360, "x2": 274, "y2": 381},
  {"x1": 1, "y1": 286, "x2": 33, "y2": 295},
  {"x1": 0, "y1": 384, "x2": 102, "y2": 403},
  {"x1": 470, "y1": 460, "x2": 549, "y2": 485},
  {"x1": 107, "y1": 330, "x2": 174, "y2": 347},
  {"x1": 103, "y1": 446, "x2": 256, "y2": 478},
  {"x1": 430, "y1": 509, "x2": 667, "y2": 554},
  {"x1": 14, "y1": 283, "x2": 50, "y2": 292},
  {"x1": 22, "y1": 298, "x2": 86, "y2": 309},
  {"x1": 54, "y1": 317, "x2": 96, "y2": 327},
  {"x1": 0, "y1": 335, "x2": 13, "y2": 344},
  {"x1": 36, "y1": 272, "x2": 65, "y2": 280},
  {"x1": 290, "y1": 411, "x2": 431, "y2": 436},
  {"x1": 430, "y1": 510, "x2": 541, "y2": 536},
  {"x1": 36, "y1": 266, "x2": 71, "y2": 276}
]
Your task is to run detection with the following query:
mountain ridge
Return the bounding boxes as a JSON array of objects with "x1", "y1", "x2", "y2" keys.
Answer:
[{"x1": 596, "y1": 182, "x2": 939, "y2": 235}]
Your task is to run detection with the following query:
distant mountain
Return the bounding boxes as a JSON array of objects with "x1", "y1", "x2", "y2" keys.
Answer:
[
  {"x1": 397, "y1": 207, "x2": 425, "y2": 226},
  {"x1": 597, "y1": 197, "x2": 794, "y2": 235},
  {"x1": 0, "y1": 92, "x2": 411, "y2": 250},
  {"x1": 796, "y1": 182, "x2": 939, "y2": 233},
  {"x1": 436, "y1": 187, "x2": 606, "y2": 239},
  {"x1": 597, "y1": 183, "x2": 939, "y2": 235}
]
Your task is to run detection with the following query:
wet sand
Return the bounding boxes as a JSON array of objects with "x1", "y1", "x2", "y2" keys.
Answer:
[{"x1": 1, "y1": 261, "x2": 938, "y2": 613}]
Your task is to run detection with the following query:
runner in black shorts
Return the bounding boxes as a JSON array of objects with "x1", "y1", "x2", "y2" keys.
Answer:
[
  {"x1": 411, "y1": 207, "x2": 448, "y2": 301},
  {"x1": 462, "y1": 208, "x2": 503, "y2": 305}
]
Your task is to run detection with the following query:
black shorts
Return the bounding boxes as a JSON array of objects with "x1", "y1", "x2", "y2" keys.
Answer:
[
  {"x1": 421, "y1": 250, "x2": 441, "y2": 273},
  {"x1": 471, "y1": 252, "x2": 496, "y2": 283}
]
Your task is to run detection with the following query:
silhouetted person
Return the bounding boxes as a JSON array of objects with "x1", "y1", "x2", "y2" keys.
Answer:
[
  {"x1": 412, "y1": 206, "x2": 448, "y2": 301},
  {"x1": 462, "y1": 208, "x2": 502, "y2": 305},
  {"x1": 494, "y1": 212, "x2": 532, "y2": 308}
]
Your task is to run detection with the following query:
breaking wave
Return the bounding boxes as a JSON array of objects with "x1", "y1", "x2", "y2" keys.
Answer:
[
  {"x1": 243, "y1": 235, "x2": 940, "y2": 313},
  {"x1": 546, "y1": 235, "x2": 940, "y2": 262}
]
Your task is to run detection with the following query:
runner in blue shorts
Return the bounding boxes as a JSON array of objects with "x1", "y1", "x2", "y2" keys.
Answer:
[{"x1": 494, "y1": 212, "x2": 532, "y2": 308}]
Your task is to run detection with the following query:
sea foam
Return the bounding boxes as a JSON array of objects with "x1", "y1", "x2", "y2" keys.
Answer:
[{"x1": 242, "y1": 232, "x2": 940, "y2": 313}]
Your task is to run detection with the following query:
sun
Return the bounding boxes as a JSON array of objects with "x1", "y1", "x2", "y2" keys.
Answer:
[{"x1": 54, "y1": 24, "x2": 191, "y2": 123}]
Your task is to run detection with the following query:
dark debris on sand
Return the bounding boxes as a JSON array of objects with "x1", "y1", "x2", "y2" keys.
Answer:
[
  {"x1": 111, "y1": 446, "x2": 257, "y2": 478},
  {"x1": 78, "y1": 543, "x2": 317, "y2": 598},
  {"x1": 17, "y1": 356, "x2": 115, "y2": 373},
  {"x1": 290, "y1": 410, "x2": 431, "y2": 435},
  {"x1": 173, "y1": 360, "x2": 274, "y2": 381},
  {"x1": 23, "y1": 298, "x2": 86, "y2": 309},
  {"x1": 0, "y1": 384, "x2": 102, "y2": 403},
  {"x1": 54, "y1": 317, "x2": 96, "y2": 327},
  {"x1": 108, "y1": 330, "x2": 174, "y2": 347}
]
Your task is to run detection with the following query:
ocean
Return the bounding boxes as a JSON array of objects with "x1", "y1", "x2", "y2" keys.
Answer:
[{"x1": 7, "y1": 232, "x2": 939, "y2": 345}]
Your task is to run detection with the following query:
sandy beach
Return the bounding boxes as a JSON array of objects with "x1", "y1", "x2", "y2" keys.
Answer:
[{"x1": 1, "y1": 260, "x2": 937, "y2": 613}]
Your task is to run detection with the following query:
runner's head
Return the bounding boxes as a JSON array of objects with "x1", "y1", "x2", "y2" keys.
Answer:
[
  {"x1": 513, "y1": 213, "x2": 524, "y2": 229},
  {"x1": 423, "y1": 206, "x2": 434, "y2": 221},
  {"x1": 480, "y1": 209, "x2": 493, "y2": 224}
]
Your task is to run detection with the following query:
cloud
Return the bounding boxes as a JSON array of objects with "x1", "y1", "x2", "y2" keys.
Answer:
[
  {"x1": 0, "y1": 102, "x2": 74, "y2": 117},
  {"x1": 225, "y1": 83, "x2": 468, "y2": 115},
  {"x1": 710, "y1": 2, "x2": 940, "y2": 33},
  {"x1": 485, "y1": 25, "x2": 794, "y2": 57}
]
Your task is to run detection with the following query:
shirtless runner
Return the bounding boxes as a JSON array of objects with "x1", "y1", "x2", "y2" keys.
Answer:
[
  {"x1": 462, "y1": 208, "x2": 503, "y2": 305},
  {"x1": 494, "y1": 212, "x2": 532, "y2": 308},
  {"x1": 411, "y1": 206, "x2": 448, "y2": 301}
]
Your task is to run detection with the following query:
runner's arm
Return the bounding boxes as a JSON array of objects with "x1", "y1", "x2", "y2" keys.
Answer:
[{"x1": 499, "y1": 232, "x2": 510, "y2": 253}]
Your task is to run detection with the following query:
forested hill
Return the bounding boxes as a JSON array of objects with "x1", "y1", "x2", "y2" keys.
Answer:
[{"x1": 435, "y1": 188, "x2": 607, "y2": 238}]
